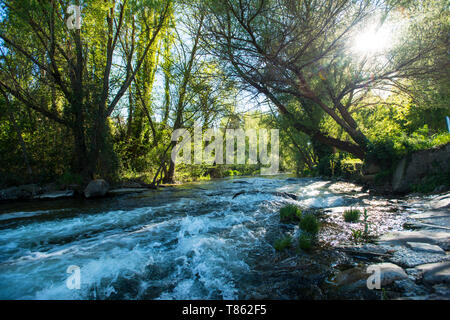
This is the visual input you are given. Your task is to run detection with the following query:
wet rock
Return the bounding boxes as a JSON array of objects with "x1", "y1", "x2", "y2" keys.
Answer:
[
  {"x1": 415, "y1": 261, "x2": 450, "y2": 284},
  {"x1": 392, "y1": 279, "x2": 428, "y2": 297},
  {"x1": 232, "y1": 190, "x2": 246, "y2": 199},
  {"x1": 334, "y1": 267, "x2": 368, "y2": 287},
  {"x1": 34, "y1": 190, "x2": 75, "y2": 200},
  {"x1": 406, "y1": 267, "x2": 423, "y2": 279},
  {"x1": 0, "y1": 186, "x2": 31, "y2": 201},
  {"x1": 272, "y1": 192, "x2": 298, "y2": 200},
  {"x1": 406, "y1": 242, "x2": 446, "y2": 254},
  {"x1": 232, "y1": 180, "x2": 250, "y2": 184},
  {"x1": 368, "y1": 262, "x2": 408, "y2": 286},
  {"x1": 108, "y1": 188, "x2": 149, "y2": 195},
  {"x1": 84, "y1": 179, "x2": 109, "y2": 198},
  {"x1": 433, "y1": 284, "x2": 450, "y2": 297}
]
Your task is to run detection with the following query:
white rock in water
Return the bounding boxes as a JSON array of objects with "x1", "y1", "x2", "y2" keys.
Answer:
[{"x1": 406, "y1": 242, "x2": 446, "y2": 254}]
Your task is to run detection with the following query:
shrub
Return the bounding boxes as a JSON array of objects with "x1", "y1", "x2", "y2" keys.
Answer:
[
  {"x1": 280, "y1": 204, "x2": 302, "y2": 223},
  {"x1": 343, "y1": 208, "x2": 361, "y2": 223},
  {"x1": 298, "y1": 233, "x2": 314, "y2": 251},
  {"x1": 350, "y1": 229, "x2": 364, "y2": 244},
  {"x1": 299, "y1": 213, "x2": 320, "y2": 234},
  {"x1": 274, "y1": 235, "x2": 293, "y2": 251}
]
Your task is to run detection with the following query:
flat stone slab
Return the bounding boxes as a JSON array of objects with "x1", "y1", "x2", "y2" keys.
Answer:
[
  {"x1": 410, "y1": 210, "x2": 450, "y2": 220},
  {"x1": 389, "y1": 246, "x2": 449, "y2": 268},
  {"x1": 430, "y1": 193, "x2": 450, "y2": 210},
  {"x1": 378, "y1": 230, "x2": 450, "y2": 250},
  {"x1": 34, "y1": 190, "x2": 75, "y2": 200},
  {"x1": 409, "y1": 209, "x2": 450, "y2": 230},
  {"x1": 406, "y1": 242, "x2": 446, "y2": 254},
  {"x1": 415, "y1": 261, "x2": 450, "y2": 284},
  {"x1": 108, "y1": 188, "x2": 150, "y2": 195}
]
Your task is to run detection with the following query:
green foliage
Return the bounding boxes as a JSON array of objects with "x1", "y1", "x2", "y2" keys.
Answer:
[
  {"x1": 340, "y1": 158, "x2": 363, "y2": 176},
  {"x1": 274, "y1": 235, "x2": 293, "y2": 251},
  {"x1": 343, "y1": 208, "x2": 361, "y2": 223},
  {"x1": 350, "y1": 229, "x2": 364, "y2": 244},
  {"x1": 224, "y1": 169, "x2": 241, "y2": 177},
  {"x1": 299, "y1": 213, "x2": 320, "y2": 235},
  {"x1": 350, "y1": 209, "x2": 372, "y2": 244},
  {"x1": 298, "y1": 233, "x2": 314, "y2": 251},
  {"x1": 56, "y1": 172, "x2": 83, "y2": 188},
  {"x1": 280, "y1": 204, "x2": 302, "y2": 223}
]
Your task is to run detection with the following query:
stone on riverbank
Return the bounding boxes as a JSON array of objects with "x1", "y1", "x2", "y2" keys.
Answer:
[
  {"x1": 378, "y1": 230, "x2": 450, "y2": 250},
  {"x1": 107, "y1": 188, "x2": 149, "y2": 195},
  {"x1": 0, "y1": 186, "x2": 31, "y2": 201},
  {"x1": 368, "y1": 262, "x2": 408, "y2": 286},
  {"x1": 34, "y1": 190, "x2": 75, "y2": 200},
  {"x1": 406, "y1": 242, "x2": 446, "y2": 254},
  {"x1": 84, "y1": 179, "x2": 109, "y2": 198},
  {"x1": 415, "y1": 261, "x2": 450, "y2": 284},
  {"x1": 388, "y1": 246, "x2": 449, "y2": 268}
]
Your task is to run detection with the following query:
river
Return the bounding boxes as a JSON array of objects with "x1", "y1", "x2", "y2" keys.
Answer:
[{"x1": 0, "y1": 176, "x2": 412, "y2": 299}]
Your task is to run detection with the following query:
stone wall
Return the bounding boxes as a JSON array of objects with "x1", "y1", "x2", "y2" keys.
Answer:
[{"x1": 392, "y1": 143, "x2": 450, "y2": 193}]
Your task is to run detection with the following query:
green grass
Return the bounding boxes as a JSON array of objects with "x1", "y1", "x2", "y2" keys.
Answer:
[
  {"x1": 299, "y1": 213, "x2": 320, "y2": 234},
  {"x1": 280, "y1": 204, "x2": 302, "y2": 223},
  {"x1": 343, "y1": 208, "x2": 361, "y2": 223},
  {"x1": 274, "y1": 235, "x2": 293, "y2": 251}
]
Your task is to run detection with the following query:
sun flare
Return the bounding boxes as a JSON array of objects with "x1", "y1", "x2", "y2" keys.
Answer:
[{"x1": 352, "y1": 23, "x2": 394, "y2": 56}]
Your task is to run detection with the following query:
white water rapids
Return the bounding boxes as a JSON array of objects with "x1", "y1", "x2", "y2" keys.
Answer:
[{"x1": 0, "y1": 177, "x2": 379, "y2": 299}]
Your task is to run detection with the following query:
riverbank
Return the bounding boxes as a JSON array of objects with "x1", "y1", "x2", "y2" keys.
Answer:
[{"x1": 320, "y1": 192, "x2": 450, "y2": 299}]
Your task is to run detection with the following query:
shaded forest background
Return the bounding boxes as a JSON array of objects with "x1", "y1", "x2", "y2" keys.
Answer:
[{"x1": 0, "y1": 0, "x2": 449, "y2": 190}]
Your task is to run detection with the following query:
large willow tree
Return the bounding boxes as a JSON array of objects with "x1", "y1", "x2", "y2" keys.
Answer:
[{"x1": 200, "y1": 0, "x2": 448, "y2": 160}]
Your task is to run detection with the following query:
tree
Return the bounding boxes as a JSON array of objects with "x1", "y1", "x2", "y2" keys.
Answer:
[
  {"x1": 200, "y1": 0, "x2": 447, "y2": 160},
  {"x1": 0, "y1": 0, "x2": 172, "y2": 180}
]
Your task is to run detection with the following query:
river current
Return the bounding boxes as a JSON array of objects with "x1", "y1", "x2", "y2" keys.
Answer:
[{"x1": 0, "y1": 176, "x2": 404, "y2": 299}]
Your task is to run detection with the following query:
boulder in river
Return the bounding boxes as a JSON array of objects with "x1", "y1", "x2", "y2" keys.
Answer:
[{"x1": 84, "y1": 179, "x2": 109, "y2": 198}]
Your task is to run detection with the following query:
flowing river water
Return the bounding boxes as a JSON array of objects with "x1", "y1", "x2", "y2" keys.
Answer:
[{"x1": 0, "y1": 176, "x2": 413, "y2": 300}]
